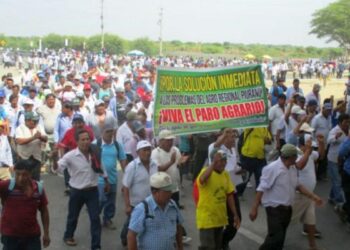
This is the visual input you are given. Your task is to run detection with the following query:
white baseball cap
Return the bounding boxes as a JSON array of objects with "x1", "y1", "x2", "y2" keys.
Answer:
[
  {"x1": 136, "y1": 140, "x2": 152, "y2": 151},
  {"x1": 300, "y1": 123, "x2": 314, "y2": 133},
  {"x1": 150, "y1": 172, "x2": 176, "y2": 192},
  {"x1": 158, "y1": 130, "x2": 175, "y2": 140}
]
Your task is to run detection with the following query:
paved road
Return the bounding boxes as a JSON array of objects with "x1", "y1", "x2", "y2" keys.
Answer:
[{"x1": 28, "y1": 171, "x2": 350, "y2": 250}]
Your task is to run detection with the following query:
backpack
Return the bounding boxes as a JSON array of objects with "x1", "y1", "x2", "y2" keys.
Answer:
[
  {"x1": 142, "y1": 200, "x2": 155, "y2": 219},
  {"x1": 237, "y1": 128, "x2": 254, "y2": 159},
  {"x1": 96, "y1": 138, "x2": 121, "y2": 160},
  {"x1": 8, "y1": 178, "x2": 43, "y2": 195}
]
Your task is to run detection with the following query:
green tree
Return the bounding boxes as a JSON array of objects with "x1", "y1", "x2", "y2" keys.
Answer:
[
  {"x1": 42, "y1": 34, "x2": 65, "y2": 49},
  {"x1": 87, "y1": 34, "x2": 125, "y2": 54},
  {"x1": 310, "y1": 0, "x2": 350, "y2": 49},
  {"x1": 131, "y1": 37, "x2": 157, "y2": 56}
]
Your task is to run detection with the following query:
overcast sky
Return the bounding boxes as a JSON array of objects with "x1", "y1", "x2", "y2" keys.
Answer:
[{"x1": 0, "y1": 0, "x2": 338, "y2": 47}]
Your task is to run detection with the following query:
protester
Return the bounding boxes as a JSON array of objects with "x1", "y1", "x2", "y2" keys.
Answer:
[
  {"x1": 249, "y1": 144, "x2": 323, "y2": 250},
  {"x1": 127, "y1": 172, "x2": 184, "y2": 250},
  {"x1": 196, "y1": 148, "x2": 240, "y2": 250},
  {"x1": 15, "y1": 112, "x2": 47, "y2": 180},
  {"x1": 208, "y1": 128, "x2": 243, "y2": 249},
  {"x1": 121, "y1": 140, "x2": 158, "y2": 247},
  {"x1": 96, "y1": 124, "x2": 127, "y2": 229},
  {"x1": 0, "y1": 158, "x2": 50, "y2": 249},
  {"x1": 58, "y1": 129, "x2": 109, "y2": 250},
  {"x1": 0, "y1": 121, "x2": 13, "y2": 180}
]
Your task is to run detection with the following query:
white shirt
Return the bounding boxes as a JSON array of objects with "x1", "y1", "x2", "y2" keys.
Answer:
[
  {"x1": 257, "y1": 158, "x2": 298, "y2": 207},
  {"x1": 269, "y1": 104, "x2": 285, "y2": 136},
  {"x1": 122, "y1": 158, "x2": 158, "y2": 207},
  {"x1": 311, "y1": 113, "x2": 332, "y2": 140},
  {"x1": 16, "y1": 123, "x2": 46, "y2": 162},
  {"x1": 151, "y1": 146, "x2": 181, "y2": 191},
  {"x1": 297, "y1": 151, "x2": 318, "y2": 191},
  {"x1": 0, "y1": 135, "x2": 13, "y2": 167},
  {"x1": 116, "y1": 122, "x2": 135, "y2": 154},
  {"x1": 58, "y1": 148, "x2": 105, "y2": 189},
  {"x1": 327, "y1": 125, "x2": 347, "y2": 163}
]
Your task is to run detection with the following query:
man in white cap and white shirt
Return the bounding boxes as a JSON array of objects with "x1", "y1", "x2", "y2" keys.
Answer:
[
  {"x1": 151, "y1": 130, "x2": 181, "y2": 205},
  {"x1": 121, "y1": 140, "x2": 158, "y2": 246},
  {"x1": 127, "y1": 172, "x2": 184, "y2": 250}
]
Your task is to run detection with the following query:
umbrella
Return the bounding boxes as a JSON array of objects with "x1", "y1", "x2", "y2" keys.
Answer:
[
  {"x1": 127, "y1": 50, "x2": 145, "y2": 56},
  {"x1": 262, "y1": 55, "x2": 272, "y2": 60},
  {"x1": 244, "y1": 54, "x2": 255, "y2": 60}
]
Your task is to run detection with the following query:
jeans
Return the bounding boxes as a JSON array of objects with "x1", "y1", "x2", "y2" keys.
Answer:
[
  {"x1": 241, "y1": 156, "x2": 266, "y2": 194},
  {"x1": 191, "y1": 150, "x2": 208, "y2": 182},
  {"x1": 260, "y1": 206, "x2": 292, "y2": 250},
  {"x1": 328, "y1": 161, "x2": 345, "y2": 204},
  {"x1": 222, "y1": 193, "x2": 241, "y2": 248},
  {"x1": 98, "y1": 183, "x2": 117, "y2": 223},
  {"x1": 64, "y1": 187, "x2": 101, "y2": 250},
  {"x1": 1, "y1": 235, "x2": 41, "y2": 250},
  {"x1": 341, "y1": 171, "x2": 350, "y2": 223}
]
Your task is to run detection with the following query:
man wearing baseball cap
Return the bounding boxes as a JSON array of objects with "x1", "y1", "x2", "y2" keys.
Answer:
[
  {"x1": 250, "y1": 144, "x2": 322, "y2": 250},
  {"x1": 121, "y1": 140, "x2": 158, "y2": 246},
  {"x1": 15, "y1": 112, "x2": 47, "y2": 181},
  {"x1": 128, "y1": 172, "x2": 184, "y2": 250}
]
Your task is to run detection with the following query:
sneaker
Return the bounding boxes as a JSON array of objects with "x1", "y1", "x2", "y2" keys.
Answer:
[
  {"x1": 64, "y1": 238, "x2": 77, "y2": 246},
  {"x1": 182, "y1": 236, "x2": 192, "y2": 244},
  {"x1": 247, "y1": 181, "x2": 253, "y2": 188},
  {"x1": 302, "y1": 229, "x2": 322, "y2": 238},
  {"x1": 103, "y1": 220, "x2": 116, "y2": 230}
]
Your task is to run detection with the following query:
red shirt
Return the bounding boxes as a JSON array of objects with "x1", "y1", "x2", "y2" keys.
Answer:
[
  {"x1": 59, "y1": 125, "x2": 95, "y2": 151},
  {"x1": 0, "y1": 179, "x2": 48, "y2": 237}
]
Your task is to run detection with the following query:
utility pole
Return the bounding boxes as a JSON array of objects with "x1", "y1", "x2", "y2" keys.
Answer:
[
  {"x1": 100, "y1": 0, "x2": 105, "y2": 50},
  {"x1": 158, "y1": 8, "x2": 163, "y2": 56}
]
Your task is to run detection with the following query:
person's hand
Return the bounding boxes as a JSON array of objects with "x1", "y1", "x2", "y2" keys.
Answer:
[
  {"x1": 233, "y1": 216, "x2": 241, "y2": 229},
  {"x1": 104, "y1": 182, "x2": 111, "y2": 193},
  {"x1": 42, "y1": 233, "x2": 50, "y2": 248},
  {"x1": 125, "y1": 205, "x2": 132, "y2": 216},
  {"x1": 336, "y1": 131, "x2": 343, "y2": 139},
  {"x1": 249, "y1": 206, "x2": 258, "y2": 221},
  {"x1": 313, "y1": 195, "x2": 323, "y2": 207},
  {"x1": 34, "y1": 131, "x2": 41, "y2": 139}
]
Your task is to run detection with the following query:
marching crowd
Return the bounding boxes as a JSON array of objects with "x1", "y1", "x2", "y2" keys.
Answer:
[{"x1": 0, "y1": 49, "x2": 349, "y2": 250}]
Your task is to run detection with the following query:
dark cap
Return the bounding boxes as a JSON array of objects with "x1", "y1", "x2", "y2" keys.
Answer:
[
  {"x1": 72, "y1": 114, "x2": 84, "y2": 123},
  {"x1": 307, "y1": 99, "x2": 318, "y2": 106}
]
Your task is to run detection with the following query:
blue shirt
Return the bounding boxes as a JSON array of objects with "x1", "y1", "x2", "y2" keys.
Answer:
[
  {"x1": 129, "y1": 195, "x2": 183, "y2": 250},
  {"x1": 269, "y1": 85, "x2": 284, "y2": 106},
  {"x1": 339, "y1": 138, "x2": 350, "y2": 175},
  {"x1": 98, "y1": 141, "x2": 126, "y2": 185},
  {"x1": 54, "y1": 113, "x2": 73, "y2": 143},
  {"x1": 286, "y1": 87, "x2": 303, "y2": 100}
]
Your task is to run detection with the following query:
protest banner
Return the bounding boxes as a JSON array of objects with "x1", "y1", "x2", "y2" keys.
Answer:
[{"x1": 153, "y1": 65, "x2": 269, "y2": 136}]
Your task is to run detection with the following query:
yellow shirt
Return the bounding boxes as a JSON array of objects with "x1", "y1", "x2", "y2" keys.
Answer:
[
  {"x1": 241, "y1": 127, "x2": 271, "y2": 159},
  {"x1": 196, "y1": 168, "x2": 235, "y2": 229}
]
